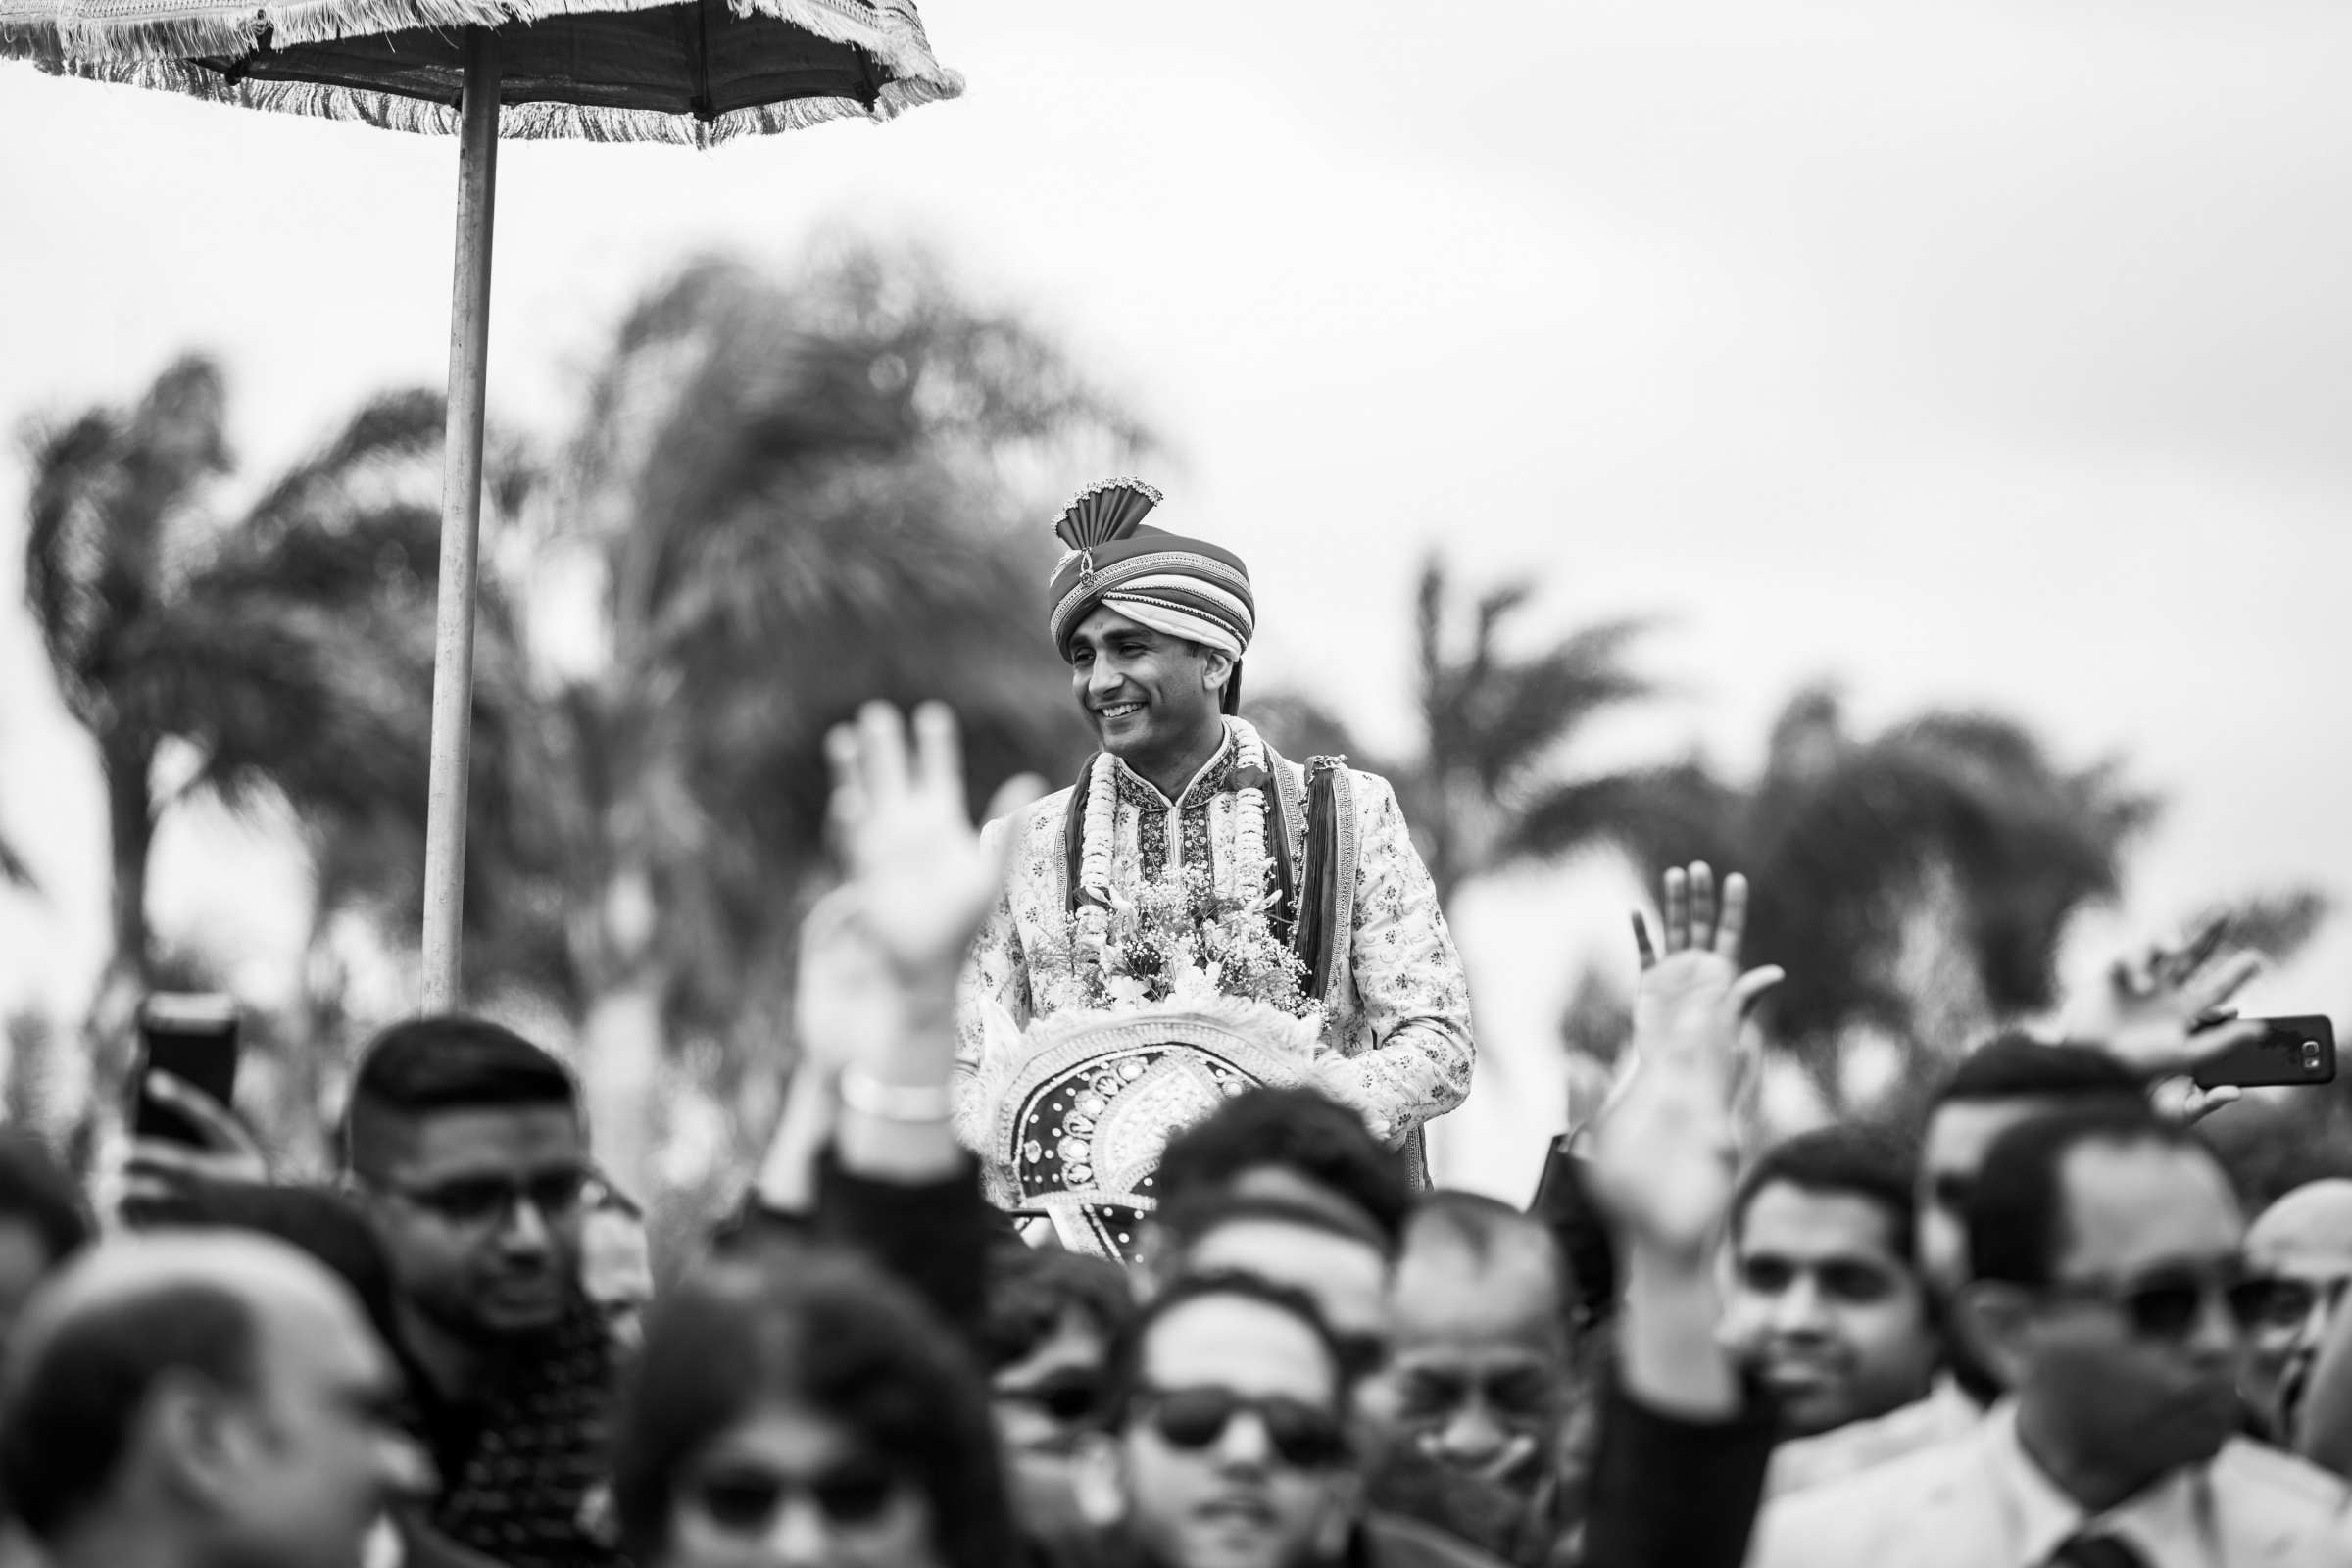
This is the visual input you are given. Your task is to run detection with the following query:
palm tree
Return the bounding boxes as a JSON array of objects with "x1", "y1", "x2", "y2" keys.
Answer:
[
  {"x1": 1251, "y1": 555, "x2": 1671, "y2": 910},
  {"x1": 1529, "y1": 685, "x2": 2158, "y2": 1113},
  {"x1": 19, "y1": 356, "x2": 531, "y2": 1121},
  {"x1": 511, "y1": 244, "x2": 1151, "y2": 1192}
]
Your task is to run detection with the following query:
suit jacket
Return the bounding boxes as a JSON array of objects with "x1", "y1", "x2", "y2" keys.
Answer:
[
  {"x1": 1745, "y1": 1403, "x2": 2352, "y2": 1568},
  {"x1": 1764, "y1": 1374, "x2": 1983, "y2": 1497}
]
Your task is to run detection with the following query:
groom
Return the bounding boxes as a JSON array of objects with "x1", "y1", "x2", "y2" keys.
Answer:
[{"x1": 956, "y1": 478, "x2": 1474, "y2": 1200}]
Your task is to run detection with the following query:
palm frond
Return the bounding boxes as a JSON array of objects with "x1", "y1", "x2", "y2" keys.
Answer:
[
  {"x1": 2189, "y1": 887, "x2": 2334, "y2": 965},
  {"x1": 240, "y1": 387, "x2": 445, "y2": 538},
  {"x1": 21, "y1": 408, "x2": 124, "y2": 711},
  {"x1": 1503, "y1": 761, "x2": 1743, "y2": 876}
]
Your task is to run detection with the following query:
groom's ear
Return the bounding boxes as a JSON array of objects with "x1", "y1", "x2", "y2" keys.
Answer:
[{"x1": 1198, "y1": 645, "x2": 1235, "y2": 694}]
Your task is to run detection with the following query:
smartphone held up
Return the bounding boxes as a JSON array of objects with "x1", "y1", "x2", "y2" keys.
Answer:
[
  {"x1": 2191, "y1": 1014, "x2": 2337, "y2": 1091},
  {"x1": 130, "y1": 993, "x2": 241, "y2": 1147}
]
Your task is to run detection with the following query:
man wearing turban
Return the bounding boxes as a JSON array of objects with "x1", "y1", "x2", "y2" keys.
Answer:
[{"x1": 955, "y1": 479, "x2": 1475, "y2": 1203}]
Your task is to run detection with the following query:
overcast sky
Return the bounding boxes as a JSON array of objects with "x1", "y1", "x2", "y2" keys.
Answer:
[{"x1": 3, "y1": 0, "x2": 2347, "y2": 1194}]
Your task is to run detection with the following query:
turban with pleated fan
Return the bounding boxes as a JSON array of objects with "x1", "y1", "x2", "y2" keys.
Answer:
[{"x1": 1046, "y1": 482, "x2": 1256, "y2": 695}]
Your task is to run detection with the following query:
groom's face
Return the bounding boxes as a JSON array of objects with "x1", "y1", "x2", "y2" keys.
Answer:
[{"x1": 1068, "y1": 607, "x2": 1219, "y2": 760}]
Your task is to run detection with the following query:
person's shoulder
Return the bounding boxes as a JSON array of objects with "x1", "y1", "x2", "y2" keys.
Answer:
[
  {"x1": 1768, "y1": 1381, "x2": 1981, "y2": 1496},
  {"x1": 1751, "y1": 1429, "x2": 1982, "y2": 1563},
  {"x1": 1360, "y1": 1511, "x2": 1520, "y2": 1568},
  {"x1": 2213, "y1": 1435, "x2": 2352, "y2": 1515}
]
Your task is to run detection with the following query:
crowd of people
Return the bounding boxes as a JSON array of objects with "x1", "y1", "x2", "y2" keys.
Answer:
[
  {"x1": 0, "y1": 697, "x2": 2346, "y2": 1568},
  {"x1": 1, "y1": 480, "x2": 2350, "y2": 1568}
]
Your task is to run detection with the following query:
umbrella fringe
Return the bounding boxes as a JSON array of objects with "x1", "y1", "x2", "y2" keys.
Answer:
[
  {"x1": 45, "y1": 0, "x2": 956, "y2": 86},
  {"x1": 37, "y1": 51, "x2": 956, "y2": 141}
]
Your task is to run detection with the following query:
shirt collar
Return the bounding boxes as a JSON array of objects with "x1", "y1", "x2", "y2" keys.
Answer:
[
  {"x1": 1982, "y1": 1399, "x2": 2217, "y2": 1568},
  {"x1": 1107, "y1": 722, "x2": 1236, "y2": 810}
]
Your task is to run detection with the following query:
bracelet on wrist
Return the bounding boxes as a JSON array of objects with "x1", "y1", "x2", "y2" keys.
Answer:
[{"x1": 839, "y1": 1068, "x2": 956, "y2": 1125}]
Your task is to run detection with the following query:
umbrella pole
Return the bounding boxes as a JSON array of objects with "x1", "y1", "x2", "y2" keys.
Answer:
[{"x1": 420, "y1": 26, "x2": 501, "y2": 1012}]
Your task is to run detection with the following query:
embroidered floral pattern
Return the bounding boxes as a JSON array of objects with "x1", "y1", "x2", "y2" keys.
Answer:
[{"x1": 956, "y1": 727, "x2": 1476, "y2": 1161}]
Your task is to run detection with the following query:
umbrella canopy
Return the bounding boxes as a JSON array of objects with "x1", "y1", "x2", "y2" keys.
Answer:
[
  {"x1": 4, "y1": 0, "x2": 961, "y2": 1015},
  {"x1": 10, "y1": 0, "x2": 957, "y2": 143}
]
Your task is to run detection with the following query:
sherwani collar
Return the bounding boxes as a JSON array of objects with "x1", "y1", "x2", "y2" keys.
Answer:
[{"x1": 1103, "y1": 721, "x2": 1237, "y2": 811}]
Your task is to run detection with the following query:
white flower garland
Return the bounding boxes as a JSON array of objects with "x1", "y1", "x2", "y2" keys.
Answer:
[
  {"x1": 1230, "y1": 719, "x2": 1271, "y2": 905},
  {"x1": 1073, "y1": 754, "x2": 1120, "y2": 970},
  {"x1": 1075, "y1": 718, "x2": 1278, "y2": 975}
]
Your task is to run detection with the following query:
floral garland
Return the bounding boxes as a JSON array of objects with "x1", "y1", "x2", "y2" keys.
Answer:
[{"x1": 1057, "y1": 718, "x2": 1315, "y2": 1021}]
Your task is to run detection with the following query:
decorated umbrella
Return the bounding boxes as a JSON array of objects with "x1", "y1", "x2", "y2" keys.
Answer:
[{"x1": 0, "y1": 0, "x2": 960, "y2": 1007}]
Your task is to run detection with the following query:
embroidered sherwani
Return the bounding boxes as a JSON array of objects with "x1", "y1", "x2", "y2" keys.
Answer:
[{"x1": 956, "y1": 722, "x2": 1475, "y2": 1203}]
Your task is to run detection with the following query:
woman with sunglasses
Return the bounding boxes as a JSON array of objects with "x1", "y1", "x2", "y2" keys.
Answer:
[{"x1": 610, "y1": 1244, "x2": 1017, "y2": 1568}]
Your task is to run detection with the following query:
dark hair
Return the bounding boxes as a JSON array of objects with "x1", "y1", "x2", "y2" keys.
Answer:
[
  {"x1": 1965, "y1": 1107, "x2": 2185, "y2": 1287},
  {"x1": 0, "y1": 1132, "x2": 92, "y2": 1268},
  {"x1": 166, "y1": 1183, "x2": 402, "y2": 1359},
  {"x1": 1931, "y1": 1033, "x2": 2141, "y2": 1115},
  {"x1": 342, "y1": 1015, "x2": 578, "y2": 1174},
  {"x1": 1156, "y1": 1189, "x2": 1396, "y2": 1262},
  {"x1": 0, "y1": 1279, "x2": 258, "y2": 1540},
  {"x1": 980, "y1": 1245, "x2": 1135, "y2": 1373},
  {"x1": 1104, "y1": 1268, "x2": 1349, "y2": 1425},
  {"x1": 612, "y1": 1245, "x2": 1012, "y2": 1568},
  {"x1": 1734, "y1": 1126, "x2": 1920, "y2": 1266},
  {"x1": 1153, "y1": 1087, "x2": 1409, "y2": 1248}
]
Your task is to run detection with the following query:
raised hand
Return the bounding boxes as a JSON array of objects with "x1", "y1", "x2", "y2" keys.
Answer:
[
  {"x1": 822, "y1": 701, "x2": 1043, "y2": 1002},
  {"x1": 119, "y1": 1070, "x2": 270, "y2": 1225},
  {"x1": 1589, "y1": 863, "x2": 1783, "y2": 1261},
  {"x1": 2063, "y1": 914, "x2": 2267, "y2": 1122},
  {"x1": 783, "y1": 702, "x2": 1042, "y2": 1190}
]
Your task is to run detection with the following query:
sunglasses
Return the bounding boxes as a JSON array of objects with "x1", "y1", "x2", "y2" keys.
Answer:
[
  {"x1": 997, "y1": 1369, "x2": 1105, "y2": 1425},
  {"x1": 2041, "y1": 1267, "x2": 2270, "y2": 1343},
  {"x1": 683, "y1": 1460, "x2": 904, "y2": 1535},
  {"x1": 374, "y1": 1166, "x2": 593, "y2": 1227},
  {"x1": 2245, "y1": 1275, "x2": 2352, "y2": 1333},
  {"x1": 1134, "y1": 1385, "x2": 1350, "y2": 1470}
]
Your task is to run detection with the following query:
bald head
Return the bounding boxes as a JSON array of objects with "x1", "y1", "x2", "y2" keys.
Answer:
[
  {"x1": 1392, "y1": 1195, "x2": 1569, "y2": 1351},
  {"x1": 0, "y1": 1234, "x2": 400, "y2": 1545},
  {"x1": 2243, "y1": 1180, "x2": 2352, "y2": 1444},
  {"x1": 1367, "y1": 1194, "x2": 1576, "y2": 1491},
  {"x1": 2250, "y1": 1180, "x2": 2352, "y2": 1267}
]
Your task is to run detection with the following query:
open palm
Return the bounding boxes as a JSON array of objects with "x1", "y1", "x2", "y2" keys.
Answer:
[
  {"x1": 825, "y1": 701, "x2": 1042, "y2": 993},
  {"x1": 1589, "y1": 863, "x2": 1783, "y2": 1257}
]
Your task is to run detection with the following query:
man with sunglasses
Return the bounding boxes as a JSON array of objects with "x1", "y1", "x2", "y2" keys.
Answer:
[
  {"x1": 1065, "y1": 1269, "x2": 1510, "y2": 1568},
  {"x1": 342, "y1": 1016, "x2": 620, "y2": 1568},
  {"x1": 1748, "y1": 1108, "x2": 2352, "y2": 1567},
  {"x1": 2241, "y1": 1179, "x2": 2352, "y2": 1449},
  {"x1": 1768, "y1": 1037, "x2": 2165, "y2": 1495}
]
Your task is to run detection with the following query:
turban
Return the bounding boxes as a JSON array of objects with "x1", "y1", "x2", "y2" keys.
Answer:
[{"x1": 1045, "y1": 479, "x2": 1255, "y2": 661}]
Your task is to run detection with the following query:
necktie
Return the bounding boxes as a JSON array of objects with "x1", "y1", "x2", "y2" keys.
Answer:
[{"x1": 2050, "y1": 1532, "x2": 2153, "y2": 1568}]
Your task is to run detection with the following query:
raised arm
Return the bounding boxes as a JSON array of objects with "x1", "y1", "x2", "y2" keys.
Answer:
[
  {"x1": 1578, "y1": 863, "x2": 1784, "y2": 1568},
  {"x1": 740, "y1": 701, "x2": 1039, "y2": 1332}
]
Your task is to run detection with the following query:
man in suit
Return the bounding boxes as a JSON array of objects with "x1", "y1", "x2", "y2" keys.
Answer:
[{"x1": 1747, "y1": 1108, "x2": 2351, "y2": 1567}]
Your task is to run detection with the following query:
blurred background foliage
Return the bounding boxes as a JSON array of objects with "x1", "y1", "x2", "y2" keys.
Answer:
[{"x1": 4, "y1": 238, "x2": 2342, "y2": 1247}]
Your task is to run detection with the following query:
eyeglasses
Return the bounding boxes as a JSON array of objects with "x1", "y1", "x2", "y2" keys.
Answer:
[
  {"x1": 996, "y1": 1369, "x2": 1105, "y2": 1426},
  {"x1": 2244, "y1": 1275, "x2": 2352, "y2": 1334},
  {"x1": 682, "y1": 1459, "x2": 904, "y2": 1535},
  {"x1": 2039, "y1": 1266, "x2": 2270, "y2": 1343},
  {"x1": 368, "y1": 1165, "x2": 593, "y2": 1228},
  {"x1": 1133, "y1": 1385, "x2": 1350, "y2": 1470}
]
